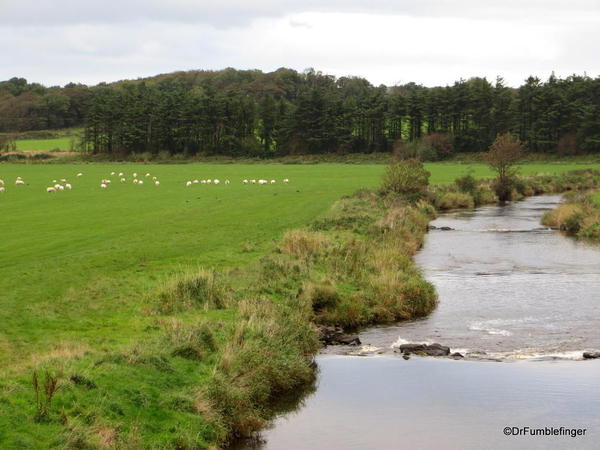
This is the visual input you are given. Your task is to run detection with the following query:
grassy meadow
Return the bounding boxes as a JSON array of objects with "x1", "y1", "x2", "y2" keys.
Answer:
[
  {"x1": 1, "y1": 160, "x2": 599, "y2": 447},
  {"x1": 14, "y1": 137, "x2": 74, "y2": 152}
]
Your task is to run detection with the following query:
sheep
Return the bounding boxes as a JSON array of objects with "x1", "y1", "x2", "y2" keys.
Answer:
[
  {"x1": 214, "y1": 179, "x2": 220, "y2": 185},
  {"x1": 138, "y1": 180, "x2": 144, "y2": 185},
  {"x1": 65, "y1": 183, "x2": 72, "y2": 190},
  {"x1": 0, "y1": 179, "x2": 4, "y2": 186},
  {"x1": 207, "y1": 179, "x2": 212, "y2": 184},
  {"x1": 283, "y1": 178, "x2": 289, "y2": 183},
  {"x1": 60, "y1": 178, "x2": 67, "y2": 183},
  {"x1": 154, "y1": 181, "x2": 160, "y2": 186},
  {"x1": 133, "y1": 172, "x2": 138, "y2": 178},
  {"x1": 57, "y1": 185, "x2": 65, "y2": 191},
  {"x1": 258, "y1": 179, "x2": 267, "y2": 185},
  {"x1": 54, "y1": 184, "x2": 62, "y2": 189},
  {"x1": 243, "y1": 179, "x2": 249, "y2": 184},
  {"x1": 100, "y1": 183, "x2": 107, "y2": 189},
  {"x1": 76, "y1": 173, "x2": 83, "y2": 177},
  {"x1": 145, "y1": 173, "x2": 151, "y2": 177},
  {"x1": 224, "y1": 179, "x2": 230, "y2": 185},
  {"x1": 201, "y1": 180, "x2": 207, "y2": 184},
  {"x1": 118, "y1": 172, "x2": 124, "y2": 177},
  {"x1": 186, "y1": 181, "x2": 192, "y2": 187},
  {"x1": 152, "y1": 176, "x2": 157, "y2": 181},
  {"x1": 110, "y1": 171, "x2": 116, "y2": 176},
  {"x1": 52, "y1": 179, "x2": 57, "y2": 183},
  {"x1": 46, "y1": 187, "x2": 55, "y2": 193},
  {"x1": 133, "y1": 179, "x2": 139, "y2": 184},
  {"x1": 193, "y1": 179, "x2": 199, "y2": 184},
  {"x1": 120, "y1": 177, "x2": 126, "y2": 183},
  {"x1": 270, "y1": 180, "x2": 276, "y2": 184},
  {"x1": 251, "y1": 179, "x2": 257, "y2": 184},
  {"x1": 15, "y1": 179, "x2": 25, "y2": 186},
  {"x1": 0, "y1": 187, "x2": 5, "y2": 193}
]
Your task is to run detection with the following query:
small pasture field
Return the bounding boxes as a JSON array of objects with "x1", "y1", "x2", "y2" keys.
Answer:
[
  {"x1": 14, "y1": 137, "x2": 74, "y2": 152},
  {"x1": 0, "y1": 161, "x2": 598, "y2": 367}
]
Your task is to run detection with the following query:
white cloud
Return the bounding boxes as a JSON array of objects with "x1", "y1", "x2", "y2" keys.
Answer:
[{"x1": 1, "y1": 1, "x2": 598, "y2": 87}]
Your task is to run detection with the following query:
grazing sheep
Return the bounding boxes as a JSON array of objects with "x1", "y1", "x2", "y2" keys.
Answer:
[
  {"x1": 186, "y1": 181, "x2": 192, "y2": 187},
  {"x1": 100, "y1": 183, "x2": 107, "y2": 189},
  {"x1": 0, "y1": 179, "x2": 4, "y2": 186},
  {"x1": 110, "y1": 172, "x2": 116, "y2": 176},
  {"x1": 258, "y1": 179, "x2": 267, "y2": 185},
  {"x1": 138, "y1": 180, "x2": 144, "y2": 185},
  {"x1": 0, "y1": 187, "x2": 5, "y2": 193},
  {"x1": 152, "y1": 176, "x2": 157, "y2": 181},
  {"x1": 154, "y1": 181, "x2": 160, "y2": 186},
  {"x1": 120, "y1": 178, "x2": 126, "y2": 183},
  {"x1": 145, "y1": 173, "x2": 151, "y2": 177},
  {"x1": 54, "y1": 184, "x2": 62, "y2": 189},
  {"x1": 133, "y1": 179, "x2": 139, "y2": 184},
  {"x1": 76, "y1": 173, "x2": 83, "y2": 177},
  {"x1": 193, "y1": 180, "x2": 199, "y2": 184},
  {"x1": 207, "y1": 179, "x2": 212, "y2": 184},
  {"x1": 224, "y1": 179, "x2": 230, "y2": 184},
  {"x1": 283, "y1": 178, "x2": 289, "y2": 183},
  {"x1": 57, "y1": 185, "x2": 65, "y2": 191},
  {"x1": 270, "y1": 180, "x2": 276, "y2": 184},
  {"x1": 15, "y1": 179, "x2": 25, "y2": 186},
  {"x1": 60, "y1": 178, "x2": 67, "y2": 183},
  {"x1": 251, "y1": 179, "x2": 257, "y2": 184},
  {"x1": 118, "y1": 172, "x2": 124, "y2": 177},
  {"x1": 243, "y1": 179, "x2": 249, "y2": 184},
  {"x1": 52, "y1": 179, "x2": 57, "y2": 183},
  {"x1": 201, "y1": 180, "x2": 207, "y2": 184},
  {"x1": 46, "y1": 187, "x2": 55, "y2": 193},
  {"x1": 133, "y1": 172, "x2": 138, "y2": 178},
  {"x1": 65, "y1": 183, "x2": 72, "y2": 190},
  {"x1": 214, "y1": 179, "x2": 220, "y2": 185}
]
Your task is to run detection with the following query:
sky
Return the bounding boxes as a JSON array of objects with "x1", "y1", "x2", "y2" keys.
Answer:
[{"x1": 1, "y1": 0, "x2": 599, "y2": 88}]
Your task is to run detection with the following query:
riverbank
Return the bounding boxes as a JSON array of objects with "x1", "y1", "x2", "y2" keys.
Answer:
[{"x1": 541, "y1": 191, "x2": 600, "y2": 242}]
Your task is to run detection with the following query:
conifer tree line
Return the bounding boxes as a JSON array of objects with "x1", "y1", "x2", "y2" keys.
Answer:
[{"x1": 0, "y1": 68, "x2": 598, "y2": 157}]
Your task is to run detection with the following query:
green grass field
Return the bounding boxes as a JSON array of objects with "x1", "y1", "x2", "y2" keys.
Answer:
[
  {"x1": 14, "y1": 137, "x2": 74, "y2": 151},
  {"x1": 1, "y1": 161, "x2": 598, "y2": 447},
  {"x1": 1, "y1": 162, "x2": 599, "y2": 366}
]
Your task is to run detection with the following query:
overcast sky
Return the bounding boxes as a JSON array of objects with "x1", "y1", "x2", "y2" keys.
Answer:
[{"x1": 2, "y1": 0, "x2": 599, "y2": 88}]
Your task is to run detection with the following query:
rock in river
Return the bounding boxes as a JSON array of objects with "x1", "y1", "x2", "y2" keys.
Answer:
[
  {"x1": 583, "y1": 351, "x2": 600, "y2": 359},
  {"x1": 398, "y1": 343, "x2": 451, "y2": 357},
  {"x1": 319, "y1": 325, "x2": 361, "y2": 346}
]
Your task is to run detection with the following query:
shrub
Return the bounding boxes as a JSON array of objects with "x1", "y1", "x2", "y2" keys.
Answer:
[
  {"x1": 436, "y1": 192, "x2": 475, "y2": 210},
  {"x1": 302, "y1": 282, "x2": 340, "y2": 312},
  {"x1": 455, "y1": 172, "x2": 478, "y2": 194},
  {"x1": 156, "y1": 269, "x2": 229, "y2": 313},
  {"x1": 381, "y1": 158, "x2": 430, "y2": 201}
]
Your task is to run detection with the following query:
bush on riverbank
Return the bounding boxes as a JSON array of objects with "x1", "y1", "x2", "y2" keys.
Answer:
[{"x1": 541, "y1": 192, "x2": 600, "y2": 241}]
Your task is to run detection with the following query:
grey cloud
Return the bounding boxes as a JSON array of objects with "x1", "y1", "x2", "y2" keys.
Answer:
[{"x1": 1, "y1": 0, "x2": 598, "y2": 27}]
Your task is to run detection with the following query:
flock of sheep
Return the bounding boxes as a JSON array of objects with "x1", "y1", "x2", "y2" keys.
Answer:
[{"x1": 0, "y1": 172, "x2": 291, "y2": 194}]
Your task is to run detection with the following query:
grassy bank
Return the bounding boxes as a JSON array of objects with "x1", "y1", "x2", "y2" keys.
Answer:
[
  {"x1": 1, "y1": 162, "x2": 599, "y2": 448},
  {"x1": 541, "y1": 191, "x2": 600, "y2": 242}
]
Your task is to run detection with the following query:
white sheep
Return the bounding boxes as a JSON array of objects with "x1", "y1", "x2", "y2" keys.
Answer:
[
  {"x1": 258, "y1": 179, "x2": 267, "y2": 185},
  {"x1": 52, "y1": 179, "x2": 57, "y2": 183},
  {"x1": 46, "y1": 187, "x2": 55, "y2": 193},
  {"x1": 207, "y1": 179, "x2": 212, "y2": 184},
  {"x1": 154, "y1": 181, "x2": 160, "y2": 186},
  {"x1": 145, "y1": 173, "x2": 150, "y2": 177},
  {"x1": 15, "y1": 179, "x2": 25, "y2": 186},
  {"x1": 243, "y1": 179, "x2": 249, "y2": 184},
  {"x1": 118, "y1": 172, "x2": 124, "y2": 177},
  {"x1": 76, "y1": 173, "x2": 83, "y2": 177},
  {"x1": 186, "y1": 181, "x2": 192, "y2": 187},
  {"x1": 251, "y1": 179, "x2": 257, "y2": 184},
  {"x1": 133, "y1": 179, "x2": 139, "y2": 184},
  {"x1": 224, "y1": 179, "x2": 230, "y2": 185},
  {"x1": 214, "y1": 179, "x2": 220, "y2": 185},
  {"x1": 201, "y1": 180, "x2": 207, "y2": 184},
  {"x1": 120, "y1": 178, "x2": 126, "y2": 183},
  {"x1": 54, "y1": 184, "x2": 62, "y2": 189},
  {"x1": 133, "y1": 172, "x2": 138, "y2": 178},
  {"x1": 110, "y1": 172, "x2": 116, "y2": 176},
  {"x1": 65, "y1": 183, "x2": 72, "y2": 190},
  {"x1": 0, "y1": 179, "x2": 4, "y2": 186},
  {"x1": 57, "y1": 185, "x2": 65, "y2": 191},
  {"x1": 0, "y1": 187, "x2": 5, "y2": 193},
  {"x1": 100, "y1": 183, "x2": 107, "y2": 189},
  {"x1": 138, "y1": 180, "x2": 144, "y2": 185},
  {"x1": 270, "y1": 180, "x2": 276, "y2": 184},
  {"x1": 152, "y1": 176, "x2": 157, "y2": 181},
  {"x1": 283, "y1": 178, "x2": 289, "y2": 183},
  {"x1": 193, "y1": 180, "x2": 199, "y2": 184},
  {"x1": 60, "y1": 178, "x2": 67, "y2": 183}
]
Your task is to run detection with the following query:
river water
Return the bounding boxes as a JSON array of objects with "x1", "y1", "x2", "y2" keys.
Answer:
[{"x1": 240, "y1": 195, "x2": 600, "y2": 449}]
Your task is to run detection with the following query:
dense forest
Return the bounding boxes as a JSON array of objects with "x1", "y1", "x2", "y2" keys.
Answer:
[{"x1": 0, "y1": 68, "x2": 599, "y2": 157}]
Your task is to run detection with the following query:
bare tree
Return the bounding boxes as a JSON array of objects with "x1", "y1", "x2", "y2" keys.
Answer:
[{"x1": 485, "y1": 133, "x2": 524, "y2": 201}]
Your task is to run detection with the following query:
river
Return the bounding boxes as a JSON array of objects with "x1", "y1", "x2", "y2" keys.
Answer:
[{"x1": 239, "y1": 195, "x2": 600, "y2": 449}]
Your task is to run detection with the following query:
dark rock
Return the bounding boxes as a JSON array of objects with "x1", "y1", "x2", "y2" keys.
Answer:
[
  {"x1": 402, "y1": 354, "x2": 410, "y2": 360},
  {"x1": 583, "y1": 351, "x2": 600, "y2": 359},
  {"x1": 318, "y1": 325, "x2": 361, "y2": 346},
  {"x1": 439, "y1": 226, "x2": 454, "y2": 231},
  {"x1": 450, "y1": 352, "x2": 464, "y2": 359},
  {"x1": 398, "y1": 343, "x2": 450, "y2": 357}
]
